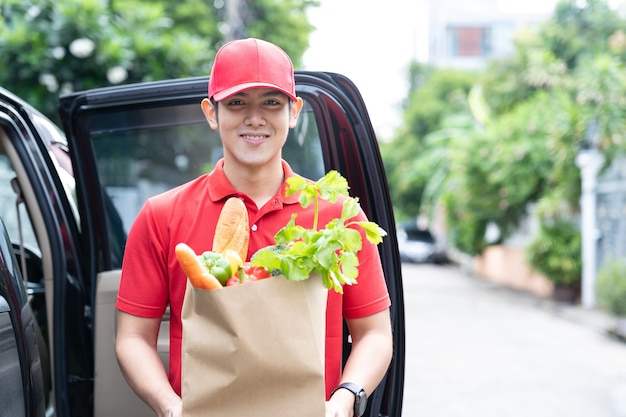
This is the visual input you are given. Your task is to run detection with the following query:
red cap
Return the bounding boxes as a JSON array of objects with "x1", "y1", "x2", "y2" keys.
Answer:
[{"x1": 208, "y1": 38, "x2": 297, "y2": 102}]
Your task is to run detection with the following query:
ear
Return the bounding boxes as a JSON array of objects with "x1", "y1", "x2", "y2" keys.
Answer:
[
  {"x1": 289, "y1": 97, "x2": 304, "y2": 128},
  {"x1": 201, "y1": 98, "x2": 219, "y2": 130}
]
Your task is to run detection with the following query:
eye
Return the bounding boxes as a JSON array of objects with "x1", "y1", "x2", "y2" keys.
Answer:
[{"x1": 227, "y1": 99, "x2": 245, "y2": 106}]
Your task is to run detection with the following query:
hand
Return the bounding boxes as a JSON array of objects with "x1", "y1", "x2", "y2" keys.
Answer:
[
  {"x1": 154, "y1": 391, "x2": 182, "y2": 417},
  {"x1": 159, "y1": 399, "x2": 182, "y2": 417},
  {"x1": 325, "y1": 388, "x2": 354, "y2": 417}
]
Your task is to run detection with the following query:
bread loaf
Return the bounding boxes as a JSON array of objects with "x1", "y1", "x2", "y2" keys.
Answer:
[{"x1": 212, "y1": 197, "x2": 249, "y2": 261}]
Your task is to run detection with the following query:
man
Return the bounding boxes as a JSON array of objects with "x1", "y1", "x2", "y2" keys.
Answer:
[{"x1": 115, "y1": 38, "x2": 392, "y2": 417}]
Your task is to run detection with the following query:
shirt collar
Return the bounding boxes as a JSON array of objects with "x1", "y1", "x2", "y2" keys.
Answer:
[{"x1": 207, "y1": 158, "x2": 302, "y2": 205}]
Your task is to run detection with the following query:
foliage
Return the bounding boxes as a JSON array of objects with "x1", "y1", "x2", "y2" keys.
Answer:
[
  {"x1": 385, "y1": 0, "x2": 626, "y2": 258},
  {"x1": 573, "y1": 53, "x2": 626, "y2": 161},
  {"x1": 479, "y1": 29, "x2": 567, "y2": 115},
  {"x1": 435, "y1": 91, "x2": 563, "y2": 254},
  {"x1": 595, "y1": 259, "x2": 626, "y2": 317},
  {"x1": 0, "y1": 0, "x2": 207, "y2": 120},
  {"x1": 242, "y1": 0, "x2": 316, "y2": 68},
  {"x1": 250, "y1": 171, "x2": 386, "y2": 293},
  {"x1": 542, "y1": 0, "x2": 624, "y2": 69},
  {"x1": 380, "y1": 65, "x2": 476, "y2": 220},
  {"x1": 525, "y1": 218, "x2": 581, "y2": 287},
  {"x1": 403, "y1": 65, "x2": 477, "y2": 139},
  {"x1": 0, "y1": 0, "x2": 317, "y2": 122}
]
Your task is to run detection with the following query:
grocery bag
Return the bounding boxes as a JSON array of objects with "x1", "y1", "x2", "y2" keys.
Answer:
[{"x1": 181, "y1": 275, "x2": 328, "y2": 417}]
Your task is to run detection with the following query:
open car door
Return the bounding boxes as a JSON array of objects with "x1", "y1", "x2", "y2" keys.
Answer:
[
  {"x1": 1, "y1": 86, "x2": 94, "y2": 417},
  {"x1": 58, "y1": 72, "x2": 405, "y2": 417}
]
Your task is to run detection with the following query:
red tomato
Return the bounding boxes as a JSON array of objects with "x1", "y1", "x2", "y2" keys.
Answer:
[
  {"x1": 226, "y1": 276, "x2": 240, "y2": 286},
  {"x1": 243, "y1": 265, "x2": 271, "y2": 280}
]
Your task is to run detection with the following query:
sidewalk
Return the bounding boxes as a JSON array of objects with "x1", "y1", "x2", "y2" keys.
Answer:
[
  {"x1": 470, "y1": 270, "x2": 620, "y2": 337},
  {"x1": 541, "y1": 294, "x2": 621, "y2": 336},
  {"x1": 401, "y1": 262, "x2": 626, "y2": 417},
  {"x1": 452, "y1": 249, "x2": 621, "y2": 338}
]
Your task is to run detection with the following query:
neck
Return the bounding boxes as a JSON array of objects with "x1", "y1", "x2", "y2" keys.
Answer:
[{"x1": 223, "y1": 159, "x2": 284, "y2": 208}]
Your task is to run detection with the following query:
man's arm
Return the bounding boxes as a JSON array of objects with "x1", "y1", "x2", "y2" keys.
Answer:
[
  {"x1": 115, "y1": 311, "x2": 182, "y2": 417},
  {"x1": 326, "y1": 308, "x2": 393, "y2": 416}
]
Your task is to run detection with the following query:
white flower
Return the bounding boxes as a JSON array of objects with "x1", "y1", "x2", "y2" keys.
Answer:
[
  {"x1": 39, "y1": 73, "x2": 58, "y2": 93},
  {"x1": 107, "y1": 66, "x2": 128, "y2": 84},
  {"x1": 218, "y1": 22, "x2": 230, "y2": 35},
  {"x1": 69, "y1": 38, "x2": 95, "y2": 59},
  {"x1": 26, "y1": 6, "x2": 41, "y2": 21},
  {"x1": 60, "y1": 82, "x2": 74, "y2": 96},
  {"x1": 51, "y1": 47, "x2": 66, "y2": 60}
]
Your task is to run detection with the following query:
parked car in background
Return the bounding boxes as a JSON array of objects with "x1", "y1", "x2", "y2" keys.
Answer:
[
  {"x1": 0, "y1": 72, "x2": 405, "y2": 417},
  {"x1": 397, "y1": 221, "x2": 449, "y2": 264}
]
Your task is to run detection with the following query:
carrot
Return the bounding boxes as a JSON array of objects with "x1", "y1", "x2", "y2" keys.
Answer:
[{"x1": 175, "y1": 243, "x2": 223, "y2": 290}]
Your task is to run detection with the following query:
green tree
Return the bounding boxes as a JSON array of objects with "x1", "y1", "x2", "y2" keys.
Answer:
[
  {"x1": 0, "y1": 0, "x2": 317, "y2": 121},
  {"x1": 381, "y1": 64, "x2": 476, "y2": 220},
  {"x1": 388, "y1": 0, "x2": 626, "y2": 258},
  {"x1": 542, "y1": 0, "x2": 625, "y2": 68},
  {"x1": 438, "y1": 91, "x2": 563, "y2": 254}
]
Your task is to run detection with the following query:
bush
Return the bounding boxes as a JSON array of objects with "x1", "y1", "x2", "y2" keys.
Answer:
[
  {"x1": 525, "y1": 218, "x2": 581, "y2": 287},
  {"x1": 596, "y1": 259, "x2": 626, "y2": 317}
]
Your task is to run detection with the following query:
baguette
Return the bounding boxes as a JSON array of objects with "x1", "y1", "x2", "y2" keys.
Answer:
[{"x1": 212, "y1": 197, "x2": 249, "y2": 261}]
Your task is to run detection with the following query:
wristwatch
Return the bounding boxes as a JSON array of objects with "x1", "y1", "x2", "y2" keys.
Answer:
[{"x1": 331, "y1": 382, "x2": 368, "y2": 417}]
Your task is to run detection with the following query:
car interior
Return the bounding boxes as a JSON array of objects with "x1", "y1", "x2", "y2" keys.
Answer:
[{"x1": 0, "y1": 126, "x2": 53, "y2": 409}]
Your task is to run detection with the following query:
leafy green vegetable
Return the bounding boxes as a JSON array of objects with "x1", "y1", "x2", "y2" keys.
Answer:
[{"x1": 250, "y1": 170, "x2": 387, "y2": 293}]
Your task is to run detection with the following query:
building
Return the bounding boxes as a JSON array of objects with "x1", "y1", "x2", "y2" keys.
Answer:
[{"x1": 427, "y1": 0, "x2": 555, "y2": 69}]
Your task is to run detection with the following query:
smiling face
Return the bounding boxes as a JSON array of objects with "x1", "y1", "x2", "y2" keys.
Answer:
[{"x1": 201, "y1": 88, "x2": 303, "y2": 173}]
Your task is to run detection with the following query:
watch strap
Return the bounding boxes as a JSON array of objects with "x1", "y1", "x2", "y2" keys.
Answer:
[
  {"x1": 331, "y1": 382, "x2": 362, "y2": 397},
  {"x1": 331, "y1": 382, "x2": 367, "y2": 417}
]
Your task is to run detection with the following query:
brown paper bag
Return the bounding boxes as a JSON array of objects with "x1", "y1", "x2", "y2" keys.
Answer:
[{"x1": 181, "y1": 275, "x2": 328, "y2": 417}]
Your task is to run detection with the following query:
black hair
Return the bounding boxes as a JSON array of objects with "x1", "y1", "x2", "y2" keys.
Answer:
[{"x1": 210, "y1": 98, "x2": 218, "y2": 119}]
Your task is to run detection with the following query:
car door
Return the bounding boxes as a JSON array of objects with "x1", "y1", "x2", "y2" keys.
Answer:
[
  {"x1": 0, "y1": 87, "x2": 95, "y2": 417},
  {"x1": 58, "y1": 72, "x2": 405, "y2": 417},
  {"x1": 0, "y1": 215, "x2": 46, "y2": 417}
]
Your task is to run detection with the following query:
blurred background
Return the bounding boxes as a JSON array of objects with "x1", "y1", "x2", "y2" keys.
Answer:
[
  {"x1": 3, "y1": 0, "x2": 626, "y2": 414},
  {"x1": 309, "y1": 0, "x2": 626, "y2": 321}
]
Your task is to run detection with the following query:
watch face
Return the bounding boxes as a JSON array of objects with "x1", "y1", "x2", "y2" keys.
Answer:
[{"x1": 356, "y1": 391, "x2": 367, "y2": 416}]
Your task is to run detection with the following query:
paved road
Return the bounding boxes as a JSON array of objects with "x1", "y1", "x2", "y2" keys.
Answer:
[{"x1": 401, "y1": 263, "x2": 626, "y2": 417}]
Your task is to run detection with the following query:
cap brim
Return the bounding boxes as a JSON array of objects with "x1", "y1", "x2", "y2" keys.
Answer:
[{"x1": 212, "y1": 82, "x2": 297, "y2": 102}]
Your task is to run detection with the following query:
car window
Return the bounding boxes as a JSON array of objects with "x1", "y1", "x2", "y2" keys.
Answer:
[
  {"x1": 29, "y1": 113, "x2": 80, "y2": 225},
  {"x1": 86, "y1": 99, "x2": 324, "y2": 267},
  {"x1": 0, "y1": 154, "x2": 39, "y2": 255}
]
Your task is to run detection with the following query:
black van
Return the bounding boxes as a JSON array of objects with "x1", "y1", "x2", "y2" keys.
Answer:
[{"x1": 0, "y1": 72, "x2": 405, "y2": 417}]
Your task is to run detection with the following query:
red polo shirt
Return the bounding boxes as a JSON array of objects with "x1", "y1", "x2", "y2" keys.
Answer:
[{"x1": 116, "y1": 159, "x2": 390, "y2": 399}]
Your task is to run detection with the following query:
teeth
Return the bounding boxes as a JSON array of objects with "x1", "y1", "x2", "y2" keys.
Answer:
[{"x1": 242, "y1": 135, "x2": 266, "y2": 141}]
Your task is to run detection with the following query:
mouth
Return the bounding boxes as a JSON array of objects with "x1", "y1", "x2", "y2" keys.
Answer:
[{"x1": 241, "y1": 134, "x2": 269, "y2": 143}]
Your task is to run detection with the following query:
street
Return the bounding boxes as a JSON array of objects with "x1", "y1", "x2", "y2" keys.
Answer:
[{"x1": 401, "y1": 263, "x2": 626, "y2": 417}]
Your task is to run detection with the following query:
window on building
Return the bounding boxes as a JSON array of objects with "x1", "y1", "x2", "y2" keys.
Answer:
[{"x1": 448, "y1": 26, "x2": 492, "y2": 57}]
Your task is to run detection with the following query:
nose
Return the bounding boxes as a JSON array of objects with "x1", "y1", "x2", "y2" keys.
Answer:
[{"x1": 244, "y1": 106, "x2": 266, "y2": 126}]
